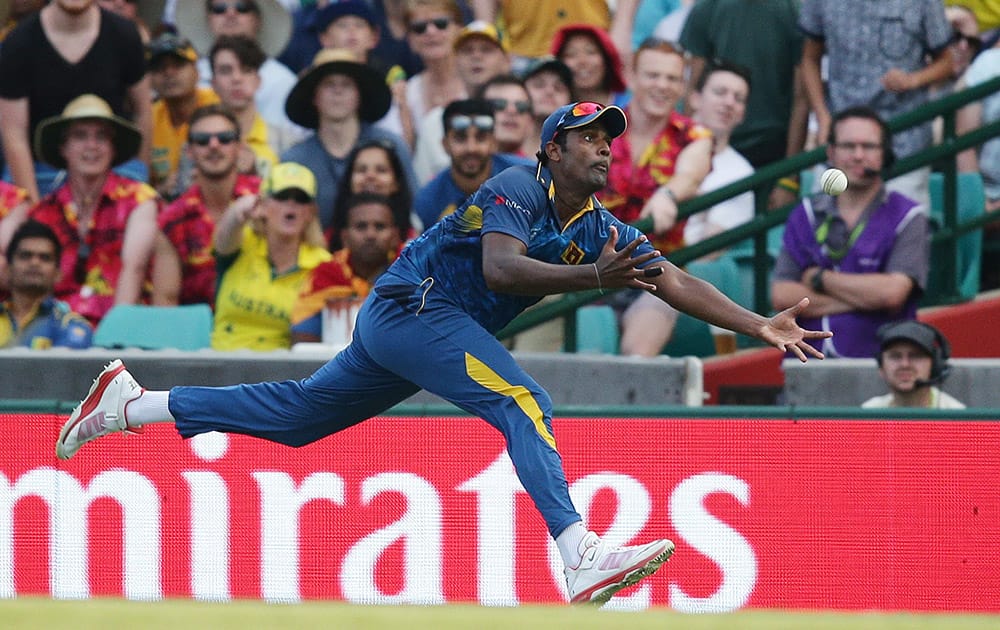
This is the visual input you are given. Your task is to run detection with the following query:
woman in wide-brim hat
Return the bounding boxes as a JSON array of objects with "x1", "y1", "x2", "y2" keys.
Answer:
[
  {"x1": 33, "y1": 94, "x2": 143, "y2": 169},
  {"x1": 284, "y1": 48, "x2": 392, "y2": 130},
  {"x1": 174, "y1": 0, "x2": 292, "y2": 58}
]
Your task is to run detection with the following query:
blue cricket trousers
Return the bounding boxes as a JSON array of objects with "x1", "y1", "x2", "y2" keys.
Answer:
[{"x1": 169, "y1": 288, "x2": 581, "y2": 537}]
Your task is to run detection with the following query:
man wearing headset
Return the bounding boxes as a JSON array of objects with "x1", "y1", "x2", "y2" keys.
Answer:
[
  {"x1": 772, "y1": 106, "x2": 931, "y2": 358},
  {"x1": 862, "y1": 320, "x2": 965, "y2": 409}
]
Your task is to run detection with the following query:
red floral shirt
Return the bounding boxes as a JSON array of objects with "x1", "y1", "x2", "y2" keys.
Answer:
[
  {"x1": 0, "y1": 181, "x2": 27, "y2": 219},
  {"x1": 157, "y1": 174, "x2": 261, "y2": 307},
  {"x1": 290, "y1": 247, "x2": 400, "y2": 327},
  {"x1": 600, "y1": 110, "x2": 711, "y2": 254},
  {"x1": 29, "y1": 173, "x2": 159, "y2": 325}
]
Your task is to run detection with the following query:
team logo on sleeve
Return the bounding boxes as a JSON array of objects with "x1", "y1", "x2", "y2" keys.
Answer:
[{"x1": 561, "y1": 241, "x2": 585, "y2": 265}]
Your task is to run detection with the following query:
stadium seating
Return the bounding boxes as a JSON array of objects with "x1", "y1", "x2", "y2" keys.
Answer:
[
  {"x1": 93, "y1": 304, "x2": 213, "y2": 351},
  {"x1": 923, "y1": 171, "x2": 985, "y2": 304}
]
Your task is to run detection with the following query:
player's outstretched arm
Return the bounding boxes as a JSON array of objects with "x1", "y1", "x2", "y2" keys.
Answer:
[{"x1": 759, "y1": 297, "x2": 832, "y2": 362}]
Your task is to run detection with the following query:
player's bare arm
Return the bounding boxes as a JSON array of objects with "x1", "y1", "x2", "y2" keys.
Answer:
[
  {"x1": 482, "y1": 225, "x2": 660, "y2": 295},
  {"x1": 650, "y1": 266, "x2": 831, "y2": 361}
]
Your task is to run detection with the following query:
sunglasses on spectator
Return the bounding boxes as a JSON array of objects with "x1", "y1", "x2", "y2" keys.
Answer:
[
  {"x1": 447, "y1": 115, "x2": 494, "y2": 132},
  {"x1": 409, "y1": 17, "x2": 451, "y2": 35},
  {"x1": 489, "y1": 98, "x2": 532, "y2": 115},
  {"x1": 189, "y1": 130, "x2": 240, "y2": 146},
  {"x1": 950, "y1": 30, "x2": 983, "y2": 52},
  {"x1": 270, "y1": 189, "x2": 313, "y2": 204},
  {"x1": 209, "y1": 1, "x2": 257, "y2": 15}
]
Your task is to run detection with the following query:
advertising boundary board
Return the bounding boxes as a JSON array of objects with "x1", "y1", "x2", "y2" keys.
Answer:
[{"x1": 2, "y1": 410, "x2": 998, "y2": 612}]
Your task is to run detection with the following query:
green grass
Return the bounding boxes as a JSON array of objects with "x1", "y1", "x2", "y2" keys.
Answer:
[{"x1": 2, "y1": 599, "x2": 997, "y2": 630}]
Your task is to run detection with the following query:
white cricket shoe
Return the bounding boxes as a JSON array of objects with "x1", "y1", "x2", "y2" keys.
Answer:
[
  {"x1": 565, "y1": 531, "x2": 675, "y2": 605},
  {"x1": 56, "y1": 359, "x2": 144, "y2": 460}
]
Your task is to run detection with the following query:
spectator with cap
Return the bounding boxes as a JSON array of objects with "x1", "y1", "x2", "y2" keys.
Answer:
[
  {"x1": 862, "y1": 321, "x2": 965, "y2": 409},
  {"x1": 210, "y1": 161, "x2": 330, "y2": 351},
  {"x1": 412, "y1": 19, "x2": 511, "y2": 183},
  {"x1": 0, "y1": 0, "x2": 152, "y2": 201},
  {"x1": 306, "y1": 0, "x2": 410, "y2": 143},
  {"x1": 552, "y1": 23, "x2": 628, "y2": 108},
  {"x1": 281, "y1": 48, "x2": 416, "y2": 231},
  {"x1": 175, "y1": 0, "x2": 299, "y2": 131},
  {"x1": 148, "y1": 33, "x2": 221, "y2": 198},
  {"x1": 0, "y1": 220, "x2": 93, "y2": 349},
  {"x1": 414, "y1": 98, "x2": 531, "y2": 229},
  {"x1": 0, "y1": 94, "x2": 159, "y2": 327},
  {"x1": 480, "y1": 74, "x2": 535, "y2": 157},
  {"x1": 152, "y1": 104, "x2": 260, "y2": 307}
]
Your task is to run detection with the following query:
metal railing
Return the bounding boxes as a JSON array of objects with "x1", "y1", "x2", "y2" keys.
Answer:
[{"x1": 498, "y1": 75, "x2": 1000, "y2": 350}]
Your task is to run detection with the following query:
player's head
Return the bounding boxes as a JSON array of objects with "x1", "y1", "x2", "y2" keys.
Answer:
[
  {"x1": 875, "y1": 320, "x2": 952, "y2": 392},
  {"x1": 537, "y1": 101, "x2": 626, "y2": 162}
]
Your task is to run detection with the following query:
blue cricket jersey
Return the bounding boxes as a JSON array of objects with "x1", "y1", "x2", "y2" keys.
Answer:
[{"x1": 379, "y1": 164, "x2": 664, "y2": 333}]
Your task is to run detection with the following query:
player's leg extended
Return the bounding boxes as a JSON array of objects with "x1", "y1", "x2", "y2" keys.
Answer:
[
  {"x1": 56, "y1": 299, "x2": 419, "y2": 458},
  {"x1": 360, "y1": 295, "x2": 580, "y2": 537}
]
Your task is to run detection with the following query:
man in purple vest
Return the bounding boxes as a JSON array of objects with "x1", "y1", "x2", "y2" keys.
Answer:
[{"x1": 772, "y1": 106, "x2": 929, "y2": 358}]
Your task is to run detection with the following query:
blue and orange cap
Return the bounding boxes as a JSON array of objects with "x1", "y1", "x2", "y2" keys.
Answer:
[{"x1": 538, "y1": 102, "x2": 627, "y2": 154}]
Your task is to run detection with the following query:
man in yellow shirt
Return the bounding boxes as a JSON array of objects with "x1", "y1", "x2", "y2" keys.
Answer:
[{"x1": 149, "y1": 33, "x2": 220, "y2": 198}]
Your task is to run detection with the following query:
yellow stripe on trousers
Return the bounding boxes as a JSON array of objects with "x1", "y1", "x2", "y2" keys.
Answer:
[{"x1": 464, "y1": 352, "x2": 556, "y2": 450}]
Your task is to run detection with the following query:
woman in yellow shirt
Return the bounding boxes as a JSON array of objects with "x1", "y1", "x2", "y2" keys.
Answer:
[{"x1": 211, "y1": 162, "x2": 331, "y2": 351}]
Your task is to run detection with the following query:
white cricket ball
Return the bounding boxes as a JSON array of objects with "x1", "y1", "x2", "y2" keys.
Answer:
[{"x1": 820, "y1": 168, "x2": 849, "y2": 196}]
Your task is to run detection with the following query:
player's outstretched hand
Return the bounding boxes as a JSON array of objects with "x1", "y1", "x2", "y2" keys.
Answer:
[
  {"x1": 759, "y1": 297, "x2": 832, "y2": 362},
  {"x1": 595, "y1": 225, "x2": 663, "y2": 291}
]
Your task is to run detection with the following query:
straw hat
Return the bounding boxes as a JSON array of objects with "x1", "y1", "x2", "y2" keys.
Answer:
[
  {"x1": 284, "y1": 48, "x2": 391, "y2": 129},
  {"x1": 174, "y1": 0, "x2": 292, "y2": 58},
  {"x1": 34, "y1": 95, "x2": 143, "y2": 169}
]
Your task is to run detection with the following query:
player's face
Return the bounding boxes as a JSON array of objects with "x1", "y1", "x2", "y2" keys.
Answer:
[
  {"x1": 630, "y1": 49, "x2": 685, "y2": 119},
  {"x1": 691, "y1": 70, "x2": 748, "y2": 135},
  {"x1": 828, "y1": 117, "x2": 885, "y2": 187},
  {"x1": 313, "y1": 73, "x2": 361, "y2": 123},
  {"x1": 444, "y1": 123, "x2": 495, "y2": 179},
  {"x1": 879, "y1": 341, "x2": 934, "y2": 393},
  {"x1": 8, "y1": 236, "x2": 60, "y2": 295},
  {"x1": 211, "y1": 49, "x2": 261, "y2": 110},
  {"x1": 341, "y1": 201, "x2": 400, "y2": 268},
  {"x1": 150, "y1": 57, "x2": 200, "y2": 100},
  {"x1": 560, "y1": 33, "x2": 606, "y2": 93},
  {"x1": 187, "y1": 115, "x2": 240, "y2": 180},
  {"x1": 60, "y1": 120, "x2": 115, "y2": 177},
  {"x1": 553, "y1": 123, "x2": 612, "y2": 192},
  {"x1": 350, "y1": 146, "x2": 399, "y2": 197}
]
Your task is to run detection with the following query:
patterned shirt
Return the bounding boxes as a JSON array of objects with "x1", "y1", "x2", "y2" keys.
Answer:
[
  {"x1": 0, "y1": 296, "x2": 93, "y2": 349},
  {"x1": 382, "y1": 165, "x2": 664, "y2": 334},
  {"x1": 600, "y1": 110, "x2": 712, "y2": 254},
  {"x1": 290, "y1": 246, "x2": 400, "y2": 339},
  {"x1": 0, "y1": 180, "x2": 28, "y2": 219},
  {"x1": 158, "y1": 174, "x2": 261, "y2": 307},
  {"x1": 29, "y1": 173, "x2": 159, "y2": 325},
  {"x1": 799, "y1": 0, "x2": 952, "y2": 158}
]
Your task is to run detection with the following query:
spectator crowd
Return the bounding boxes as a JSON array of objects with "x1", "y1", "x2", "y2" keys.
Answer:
[{"x1": 0, "y1": 0, "x2": 995, "y2": 364}]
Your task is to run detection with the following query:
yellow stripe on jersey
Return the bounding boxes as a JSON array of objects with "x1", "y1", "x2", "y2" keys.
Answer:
[{"x1": 464, "y1": 352, "x2": 556, "y2": 450}]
